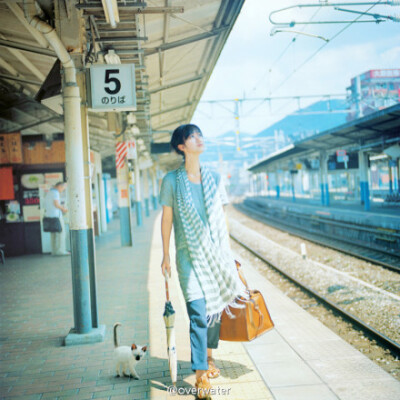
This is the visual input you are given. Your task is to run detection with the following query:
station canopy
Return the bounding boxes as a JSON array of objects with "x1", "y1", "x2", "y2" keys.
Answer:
[
  {"x1": 0, "y1": 0, "x2": 245, "y2": 171},
  {"x1": 248, "y1": 103, "x2": 400, "y2": 173}
]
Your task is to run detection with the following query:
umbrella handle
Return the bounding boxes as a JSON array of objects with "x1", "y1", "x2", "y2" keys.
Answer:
[{"x1": 164, "y1": 270, "x2": 170, "y2": 302}]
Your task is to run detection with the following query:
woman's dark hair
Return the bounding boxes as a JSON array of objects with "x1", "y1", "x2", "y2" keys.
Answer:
[{"x1": 170, "y1": 124, "x2": 202, "y2": 157}]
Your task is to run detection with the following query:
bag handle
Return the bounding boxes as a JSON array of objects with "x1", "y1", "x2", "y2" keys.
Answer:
[
  {"x1": 235, "y1": 261, "x2": 264, "y2": 335},
  {"x1": 235, "y1": 260, "x2": 250, "y2": 291}
]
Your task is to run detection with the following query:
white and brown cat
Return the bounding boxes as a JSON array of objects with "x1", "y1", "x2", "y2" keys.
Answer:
[{"x1": 113, "y1": 323, "x2": 147, "y2": 379}]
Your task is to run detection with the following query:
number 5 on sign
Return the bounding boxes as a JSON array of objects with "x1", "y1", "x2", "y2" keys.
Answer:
[{"x1": 88, "y1": 64, "x2": 136, "y2": 111}]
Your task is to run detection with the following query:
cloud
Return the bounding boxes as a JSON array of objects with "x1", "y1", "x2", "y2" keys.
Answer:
[{"x1": 380, "y1": 46, "x2": 400, "y2": 64}]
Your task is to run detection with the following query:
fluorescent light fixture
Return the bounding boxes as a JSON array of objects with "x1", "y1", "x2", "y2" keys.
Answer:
[
  {"x1": 369, "y1": 154, "x2": 388, "y2": 161},
  {"x1": 127, "y1": 113, "x2": 137, "y2": 125},
  {"x1": 104, "y1": 49, "x2": 121, "y2": 65},
  {"x1": 131, "y1": 125, "x2": 140, "y2": 135},
  {"x1": 101, "y1": 0, "x2": 119, "y2": 29}
]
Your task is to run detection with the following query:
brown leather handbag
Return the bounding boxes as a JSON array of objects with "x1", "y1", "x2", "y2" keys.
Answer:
[{"x1": 219, "y1": 261, "x2": 274, "y2": 342}]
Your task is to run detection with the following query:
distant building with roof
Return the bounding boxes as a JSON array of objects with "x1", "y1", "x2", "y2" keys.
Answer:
[{"x1": 347, "y1": 69, "x2": 400, "y2": 121}]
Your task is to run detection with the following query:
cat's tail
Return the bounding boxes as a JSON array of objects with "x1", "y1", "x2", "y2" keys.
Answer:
[{"x1": 113, "y1": 323, "x2": 121, "y2": 348}]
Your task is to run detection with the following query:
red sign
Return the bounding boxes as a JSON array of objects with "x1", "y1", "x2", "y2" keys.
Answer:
[
  {"x1": 120, "y1": 189, "x2": 128, "y2": 199},
  {"x1": 0, "y1": 133, "x2": 23, "y2": 164},
  {"x1": 0, "y1": 167, "x2": 14, "y2": 200},
  {"x1": 116, "y1": 142, "x2": 128, "y2": 169},
  {"x1": 370, "y1": 69, "x2": 400, "y2": 79},
  {"x1": 336, "y1": 149, "x2": 346, "y2": 157}
]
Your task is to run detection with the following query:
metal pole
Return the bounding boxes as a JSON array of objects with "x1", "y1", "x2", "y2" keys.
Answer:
[
  {"x1": 134, "y1": 157, "x2": 143, "y2": 226},
  {"x1": 388, "y1": 159, "x2": 393, "y2": 194},
  {"x1": 359, "y1": 151, "x2": 370, "y2": 211},
  {"x1": 99, "y1": 173, "x2": 108, "y2": 232},
  {"x1": 143, "y1": 168, "x2": 150, "y2": 216},
  {"x1": 76, "y1": 59, "x2": 99, "y2": 329},
  {"x1": 319, "y1": 152, "x2": 329, "y2": 206},
  {"x1": 151, "y1": 166, "x2": 158, "y2": 210},
  {"x1": 291, "y1": 172, "x2": 296, "y2": 202},
  {"x1": 275, "y1": 169, "x2": 280, "y2": 199},
  {"x1": 63, "y1": 75, "x2": 92, "y2": 335},
  {"x1": 397, "y1": 158, "x2": 400, "y2": 194},
  {"x1": 113, "y1": 115, "x2": 133, "y2": 246}
]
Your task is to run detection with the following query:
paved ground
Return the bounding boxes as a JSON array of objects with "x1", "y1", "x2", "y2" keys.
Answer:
[{"x1": 0, "y1": 210, "x2": 273, "y2": 400}]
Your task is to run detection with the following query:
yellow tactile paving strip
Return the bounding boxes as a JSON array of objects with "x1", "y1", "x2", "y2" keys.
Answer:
[{"x1": 148, "y1": 213, "x2": 274, "y2": 400}]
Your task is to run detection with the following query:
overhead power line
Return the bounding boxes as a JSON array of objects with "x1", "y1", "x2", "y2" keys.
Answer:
[
  {"x1": 271, "y1": 0, "x2": 384, "y2": 95},
  {"x1": 252, "y1": 6, "x2": 323, "y2": 92}
]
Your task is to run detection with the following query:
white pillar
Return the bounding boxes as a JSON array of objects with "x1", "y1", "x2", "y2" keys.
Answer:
[
  {"x1": 151, "y1": 166, "x2": 158, "y2": 210},
  {"x1": 99, "y1": 173, "x2": 107, "y2": 233}
]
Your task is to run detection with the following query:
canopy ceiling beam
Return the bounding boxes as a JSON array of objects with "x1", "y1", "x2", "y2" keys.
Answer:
[
  {"x1": 15, "y1": 116, "x2": 63, "y2": 131},
  {"x1": 149, "y1": 75, "x2": 204, "y2": 94},
  {"x1": 79, "y1": 5, "x2": 184, "y2": 14},
  {"x1": 154, "y1": 118, "x2": 186, "y2": 130},
  {"x1": 5, "y1": 1, "x2": 50, "y2": 49},
  {"x1": 330, "y1": 132, "x2": 360, "y2": 143},
  {"x1": 95, "y1": 36, "x2": 148, "y2": 43},
  {"x1": 152, "y1": 101, "x2": 194, "y2": 117},
  {"x1": 104, "y1": 49, "x2": 144, "y2": 55},
  {"x1": 145, "y1": 26, "x2": 227, "y2": 56},
  {"x1": 0, "y1": 34, "x2": 46, "y2": 81},
  {"x1": 0, "y1": 39, "x2": 56, "y2": 58},
  {"x1": 0, "y1": 72, "x2": 41, "y2": 86},
  {"x1": 76, "y1": 1, "x2": 146, "y2": 9}
]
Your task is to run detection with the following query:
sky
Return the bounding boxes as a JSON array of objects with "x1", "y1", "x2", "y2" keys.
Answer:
[{"x1": 191, "y1": 0, "x2": 400, "y2": 137}]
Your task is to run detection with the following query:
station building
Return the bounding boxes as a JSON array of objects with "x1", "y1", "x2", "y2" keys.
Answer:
[{"x1": 347, "y1": 68, "x2": 400, "y2": 121}]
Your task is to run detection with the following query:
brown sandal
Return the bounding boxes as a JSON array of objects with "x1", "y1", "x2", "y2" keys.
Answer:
[
  {"x1": 195, "y1": 374, "x2": 213, "y2": 399},
  {"x1": 206, "y1": 357, "x2": 220, "y2": 379}
]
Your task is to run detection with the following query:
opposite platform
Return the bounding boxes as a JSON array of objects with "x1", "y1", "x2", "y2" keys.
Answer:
[{"x1": 249, "y1": 196, "x2": 400, "y2": 230}]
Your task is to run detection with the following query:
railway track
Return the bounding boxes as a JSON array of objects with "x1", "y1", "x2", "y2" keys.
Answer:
[
  {"x1": 236, "y1": 200, "x2": 400, "y2": 273},
  {"x1": 229, "y1": 231, "x2": 400, "y2": 358}
]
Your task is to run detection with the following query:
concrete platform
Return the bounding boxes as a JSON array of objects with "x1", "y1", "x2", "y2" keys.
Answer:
[
  {"x1": 240, "y1": 253, "x2": 400, "y2": 400},
  {"x1": 1, "y1": 210, "x2": 399, "y2": 399},
  {"x1": 0, "y1": 211, "x2": 272, "y2": 400}
]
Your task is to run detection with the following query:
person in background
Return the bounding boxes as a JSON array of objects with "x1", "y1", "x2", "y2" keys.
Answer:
[{"x1": 44, "y1": 181, "x2": 69, "y2": 256}]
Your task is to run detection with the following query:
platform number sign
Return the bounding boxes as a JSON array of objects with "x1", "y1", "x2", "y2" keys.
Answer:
[{"x1": 89, "y1": 64, "x2": 136, "y2": 111}]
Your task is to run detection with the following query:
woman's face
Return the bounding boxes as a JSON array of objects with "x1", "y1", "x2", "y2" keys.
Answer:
[{"x1": 179, "y1": 131, "x2": 205, "y2": 155}]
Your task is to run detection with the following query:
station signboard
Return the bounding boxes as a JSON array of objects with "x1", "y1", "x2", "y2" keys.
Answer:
[
  {"x1": 88, "y1": 64, "x2": 136, "y2": 111},
  {"x1": 329, "y1": 153, "x2": 359, "y2": 170},
  {"x1": 336, "y1": 149, "x2": 347, "y2": 162}
]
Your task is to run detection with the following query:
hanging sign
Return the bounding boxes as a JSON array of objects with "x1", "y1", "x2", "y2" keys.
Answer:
[
  {"x1": 23, "y1": 190, "x2": 40, "y2": 205},
  {"x1": 139, "y1": 158, "x2": 153, "y2": 170},
  {"x1": 336, "y1": 149, "x2": 348, "y2": 169},
  {"x1": 88, "y1": 64, "x2": 136, "y2": 111},
  {"x1": 127, "y1": 140, "x2": 137, "y2": 160},
  {"x1": 336, "y1": 149, "x2": 347, "y2": 162},
  {"x1": 0, "y1": 133, "x2": 23, "y2": 164}
]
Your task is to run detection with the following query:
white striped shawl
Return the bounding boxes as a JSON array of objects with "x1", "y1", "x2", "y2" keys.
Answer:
[{"x1": 176, "y1": 163, "x2": 247, "y2": 325}]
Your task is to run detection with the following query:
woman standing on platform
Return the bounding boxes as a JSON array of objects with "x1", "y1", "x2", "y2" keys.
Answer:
[{"x1": 160, "y1": 124, "x2": 247, "y2": 398}]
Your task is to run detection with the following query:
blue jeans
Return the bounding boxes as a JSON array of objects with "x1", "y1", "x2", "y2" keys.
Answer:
[{"x1": 186, "y1": 298, "x2": 220, "y2": 372}]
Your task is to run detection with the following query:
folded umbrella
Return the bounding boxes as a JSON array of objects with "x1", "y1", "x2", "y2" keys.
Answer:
[{"x1": 163, "y1": 270, "x2": 177, "y2": 386}]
